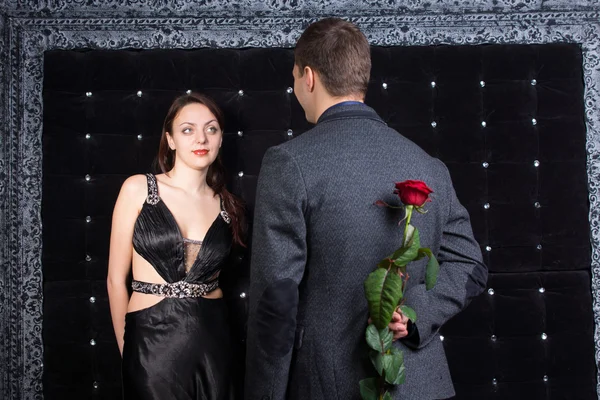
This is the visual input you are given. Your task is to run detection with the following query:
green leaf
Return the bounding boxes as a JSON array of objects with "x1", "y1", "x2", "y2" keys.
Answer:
[
  {"x1": 425, "y1": 252, "x2": 440, "y2": 290},
  {"x1": 394, "y1": 228, "x2": 421, "y2": 266},
  {"x1": 365, "y1": 268, "x2": 404, "y2": 329},
  {"x1": 371, "y1": 352, "x2": 393, "y2": 376},
  {"x1": 365, "y1": 324, "x2": 381, "y2": 352},
  {"x1": 396, "y1": 365, "x2": 406, "y2": 385},
  {"x1": 391, "y1": 224, "x2": 415, "y2": 259},
  {"x1": 377, "y1": 258, "x2": 394, "y2": 269},
  {"x1": 369, "y1": 352, "x2": 381, "y2": 375},
  {"x1": 366, "y1": 325, "x2": 393, "y2": 353},
  {"x1": 379, "y1": 327, "x2": 393, "y2": 352},
  {"x1": 382, "y1": 392, "x2": 393, "y2": 400},
  {"x1": 359, "y1": 378, "x2": 379, "y2": 400},
  {"x1": 385, "y1": 350, "x2": 406, "y2": 385},
  {"x1": 415, "y1": 248, "x2": 428, "y2": 261},
  {"x1": 415, "y1": 248, "x2": 440, "y2": 290},
  {"x1": 370, "y1": 352, "x2": 382, "y2": 375},
  {"x1": 391, "y1": 224, "x2": 414, "y2": 259},
  {"x1": 399, "y1": 305, "x2": 417, "y2": 323},
  {"x1": 391, "y1": 246, "x2": 407, "y2": 261}
]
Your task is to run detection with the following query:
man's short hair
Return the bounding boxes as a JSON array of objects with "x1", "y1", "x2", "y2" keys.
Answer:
[{"x1": 295, "y1": 18, "x2": 371, "y2": 98}]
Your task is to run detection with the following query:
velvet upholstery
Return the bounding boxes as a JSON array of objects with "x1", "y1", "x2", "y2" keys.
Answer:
[{"x1": 42, "y1": 44, "x2": 595, "y2": 399}]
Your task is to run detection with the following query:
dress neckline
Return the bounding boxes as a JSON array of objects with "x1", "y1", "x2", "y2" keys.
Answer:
[
  {"x1": 157, "y1": 198, "x2": 222, "y2": 245},
  {"x1": 147, "y1": 174, "x2": 225, "y2": 276},
  {"x1": 148, "y1": 174, "x2": 224, "y2": 242}
]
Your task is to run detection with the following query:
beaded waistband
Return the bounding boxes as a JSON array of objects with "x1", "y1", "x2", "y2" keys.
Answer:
[{"x1": 131, "y1": 279, "x2": 219, "y2": 298}]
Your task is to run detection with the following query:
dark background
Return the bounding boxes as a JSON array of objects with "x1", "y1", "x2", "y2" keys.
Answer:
[{"x1": 42, "y1": 44, "x2": 596, "y2": 399}]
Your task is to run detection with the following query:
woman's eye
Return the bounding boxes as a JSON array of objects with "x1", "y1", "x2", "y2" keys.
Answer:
[
  {"x1": 207, "y1": 126, "x2": 218, "y2": 134},
  {"x1": 182, "y1": 127, "x2": 192, "y2": 134}
]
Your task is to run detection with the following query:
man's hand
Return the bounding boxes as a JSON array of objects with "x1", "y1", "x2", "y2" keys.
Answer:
[
  {"x1": 389, "y1": 311, "x2": 409, "y2": 340},
  {"x1": 368, "y1": 311, "x2": 409, "y2": 341}
]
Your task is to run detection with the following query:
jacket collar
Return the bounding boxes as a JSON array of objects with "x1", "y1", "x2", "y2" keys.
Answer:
[{"x1": 316, "y1": 102, "x2": 386, "y2": 126}]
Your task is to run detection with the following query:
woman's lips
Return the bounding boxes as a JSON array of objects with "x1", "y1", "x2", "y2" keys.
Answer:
[{"x1": 193, "y1": 149, "x2": 209, "y2": 156}]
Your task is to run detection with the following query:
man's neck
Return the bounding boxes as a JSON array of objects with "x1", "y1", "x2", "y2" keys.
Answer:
[{"x1": 313, "y1": 95, "x2": 364, "y2": 122}]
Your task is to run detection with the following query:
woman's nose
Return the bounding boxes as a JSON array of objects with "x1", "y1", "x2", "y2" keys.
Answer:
[{"x1": 196, "y1": 131, "x2": 207, "y2": 143}]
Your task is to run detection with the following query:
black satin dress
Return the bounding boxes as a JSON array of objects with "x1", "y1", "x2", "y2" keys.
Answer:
[{"x1": 122, "y1": 174, "x2": 235, "y2": 400}]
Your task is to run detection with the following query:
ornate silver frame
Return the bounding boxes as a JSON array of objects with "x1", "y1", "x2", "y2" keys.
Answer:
[{"x1": 1, "y1": 1, "x2": 600, "y2": 399}]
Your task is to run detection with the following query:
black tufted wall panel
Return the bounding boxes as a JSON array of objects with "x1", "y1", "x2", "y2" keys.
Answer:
[{"x1": 42, "y1": 44, "x2": 595, "y2": 399}]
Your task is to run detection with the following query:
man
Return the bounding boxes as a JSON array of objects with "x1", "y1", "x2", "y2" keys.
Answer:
[{"x1": 245, "y1": 17, "x2": 487, "y2": 400}]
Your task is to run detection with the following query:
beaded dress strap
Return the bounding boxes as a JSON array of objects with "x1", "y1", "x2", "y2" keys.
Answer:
[
  {"x1": 145, "y1": 173, "x2": 160, "y2": 205},
  {"x1": 219, "y1": 195, "x2": 231, "y2": 224}
]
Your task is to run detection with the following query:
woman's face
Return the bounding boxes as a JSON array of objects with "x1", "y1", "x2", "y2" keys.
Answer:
[{"x1": 166, "y1": 103, "x2": 223, "y2": 171}]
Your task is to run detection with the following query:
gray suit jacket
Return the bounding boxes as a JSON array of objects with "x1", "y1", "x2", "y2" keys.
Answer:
[{"x1": 245, "y1": 103, "x2": 488, "y2": 400}]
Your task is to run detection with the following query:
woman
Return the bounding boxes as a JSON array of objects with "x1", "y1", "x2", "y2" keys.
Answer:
[{"x1": 107, "y1": 93, "x2": 245, "y2": 399}]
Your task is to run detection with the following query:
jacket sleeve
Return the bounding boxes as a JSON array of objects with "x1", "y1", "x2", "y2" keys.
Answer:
[
  {"x1": 402, "y1": 161, "x2": 488, "y2": 349},
  {"x1": 244, "y1": 145, "x2": 308, "y2": 400}
]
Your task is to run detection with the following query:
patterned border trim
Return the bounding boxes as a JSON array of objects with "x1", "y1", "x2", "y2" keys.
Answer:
[
  {"x1": 0, "y1": 0, "x2": 576, "y2": 14},
  {"x1": 2, "y1": 0, "x2": 600, "y2": 14},
  {"x1": 1, "y1": 6, "x2": 600, "y2": 400},
  {"x1": 0, "y1": 9, "x2": 7, "y2": 400}
]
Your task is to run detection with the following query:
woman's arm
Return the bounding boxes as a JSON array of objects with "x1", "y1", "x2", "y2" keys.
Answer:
[{"x1": 107, "y1": 175, "x2": 146, "y2": 356}]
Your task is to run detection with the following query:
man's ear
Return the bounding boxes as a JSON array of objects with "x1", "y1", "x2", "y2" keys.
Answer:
[{"x1": 304, "y1": 66, "x2": 315, "y2": 93}]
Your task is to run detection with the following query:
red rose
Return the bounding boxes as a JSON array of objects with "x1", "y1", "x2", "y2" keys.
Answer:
[{"x1": 394, "y1": 180, "x2": 433, "y2": 207}]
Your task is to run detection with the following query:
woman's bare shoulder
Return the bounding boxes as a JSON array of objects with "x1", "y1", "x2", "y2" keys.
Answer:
[{"x1": 119, "y1": 174, "x2": 149, "y2": 204}]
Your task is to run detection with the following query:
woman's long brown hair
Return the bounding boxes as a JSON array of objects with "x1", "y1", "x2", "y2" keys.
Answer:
[{"x1": 156, "y1": 93, "x2": 246, "y2": 247}]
